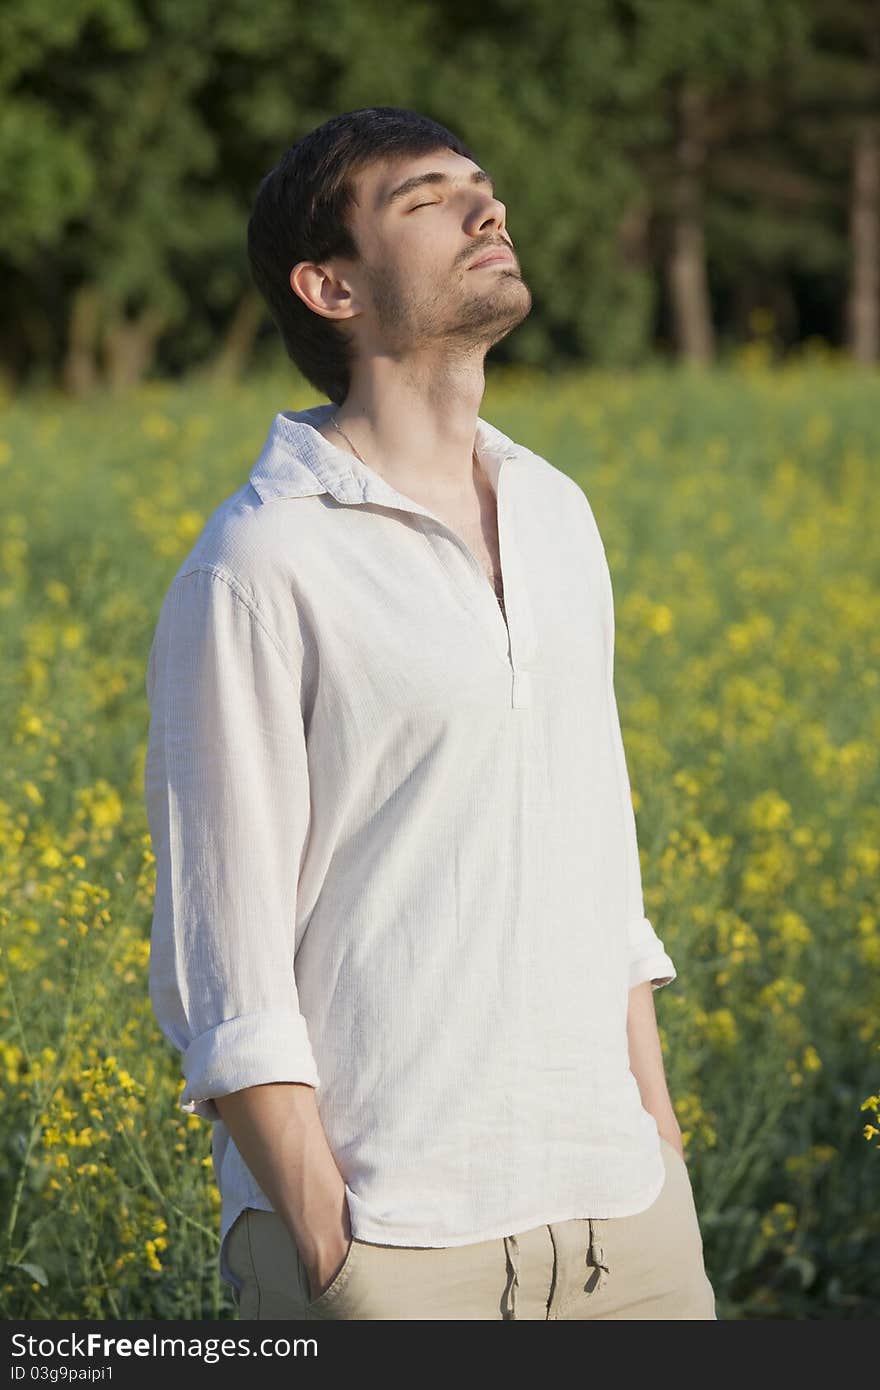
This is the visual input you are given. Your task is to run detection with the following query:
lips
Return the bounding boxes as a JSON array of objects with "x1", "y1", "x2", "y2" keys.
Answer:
[{"x1": 469, "y1": 249, "x2": 515, "y2": 269}]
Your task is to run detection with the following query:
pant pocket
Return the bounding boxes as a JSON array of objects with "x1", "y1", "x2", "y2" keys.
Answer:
[
  {"x1": 303, "y1": 1236, "x2": 363, "y2": 1318},
  {"x1": 305, "y1": 1238, "x2": 511, "y2": 1320},
  {"x1": 225, "y1": 1209, "x2": 261, "y2": 1319}
]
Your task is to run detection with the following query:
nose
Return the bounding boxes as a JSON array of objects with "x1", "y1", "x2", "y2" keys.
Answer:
[{"x1": 470, "y1": 192, "x2": 508, "y2": 242}]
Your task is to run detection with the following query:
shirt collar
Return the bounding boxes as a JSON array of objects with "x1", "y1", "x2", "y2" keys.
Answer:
[{"x1": 248, "y1": 401, "x2": 526, "y2": 513}]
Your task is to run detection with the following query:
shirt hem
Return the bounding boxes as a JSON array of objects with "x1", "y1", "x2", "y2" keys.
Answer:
[
  {"x1": 218, "y1": 1165, "x2": 667, "y2": 1291},
  {"x1": 344, "y1": 1172, "x2": 668, "y2": 1248}
]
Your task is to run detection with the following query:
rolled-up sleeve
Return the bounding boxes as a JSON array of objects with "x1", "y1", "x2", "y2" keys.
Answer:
[
  {"x1": 144, "y1": 564, "x2": 320, "y2": 1121},
  {"x1": 596, "y1": 538, "x2": 678, "y2": 993}
]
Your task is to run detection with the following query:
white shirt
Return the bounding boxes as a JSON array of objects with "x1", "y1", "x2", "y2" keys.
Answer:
[{"x1": 144, "y1": 402, "x2": 678, "y2": 1297}]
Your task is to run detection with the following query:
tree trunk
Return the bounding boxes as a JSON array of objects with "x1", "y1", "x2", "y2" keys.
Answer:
[
  {"x1": 62, "y1": 283, "x2": 102, "y2": 396},
  {"x1": 666, "y1": 81, "x2": 715, "y2": 364},
  {"x1": 847, "y1": 117, "x2": 879, "y2": 364},
  {"x1": 209, "y1": 288, "x2": 265, "y2": 381},
  {"x1": 618, "y1": 196, "x2": 652, "y2": 270},
  {"x1": 101, "y1": 305, "x2": 168, "y2": 392}
]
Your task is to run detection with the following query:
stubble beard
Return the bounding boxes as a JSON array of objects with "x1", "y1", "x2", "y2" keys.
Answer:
[{"x1": 366, "y1": 259, "x2": 533, "y2": 361}]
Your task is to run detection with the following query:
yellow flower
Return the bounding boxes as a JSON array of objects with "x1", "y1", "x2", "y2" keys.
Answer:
[
  {"x1": 747, "y1": 791, "x2": 792, "y2": 833},
  {"x1": 802, "y1": 1045, "x2": 821, "y2": 1072},
  {"x1": 141, "y1": 412, "x2": 175, "y2": 441},
  {"x1": 760, "y1": 1202, "x2": 798, "y2": 1239},
  {"x1": 648, "y1": 603, "x2": 674, "y2": 635}
]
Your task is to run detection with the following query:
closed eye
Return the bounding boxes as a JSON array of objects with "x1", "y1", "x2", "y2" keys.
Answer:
[{"x1": 410, "y1": 202, "x2": 438, "y2": 210}]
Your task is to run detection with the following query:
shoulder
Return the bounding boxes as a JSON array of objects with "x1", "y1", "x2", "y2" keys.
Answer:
[
  {"x1": 174, "y1": 462, "x2": 330, "y2": 609},
  {"x1": 171, "y1": 481, "x2": 305, "y2": 592},
  {"x1": 154, "y1": 485, "x2": 309, "y2": 674}
]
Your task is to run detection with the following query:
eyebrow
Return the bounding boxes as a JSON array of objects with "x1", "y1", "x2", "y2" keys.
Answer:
[{"x1": 379, "y1": 168, "x2": 496, "y2": 210}]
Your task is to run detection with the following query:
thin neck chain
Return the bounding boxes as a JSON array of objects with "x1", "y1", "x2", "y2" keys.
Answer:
[
  {"x1": 327, "y1": 413, "x2": 366, "y2": 466},
  {"x1": 327, "y1": 413, "x2": 479, "y2": 473}
]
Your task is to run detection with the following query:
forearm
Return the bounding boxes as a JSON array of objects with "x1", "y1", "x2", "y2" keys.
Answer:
[
  {"x1": 627, "y1": 981, "x2": 682, "y2": 1150},
  {"x1": 213, "y1": 1081, "x2": 348, "y2": 1265}
]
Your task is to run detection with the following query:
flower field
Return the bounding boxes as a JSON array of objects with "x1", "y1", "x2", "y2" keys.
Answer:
[{"x1": 1, "y1": 353, "x2": 877, "y2": 1319}]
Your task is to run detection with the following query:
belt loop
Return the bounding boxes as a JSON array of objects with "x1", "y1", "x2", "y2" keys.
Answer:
[
  {"x1": 502, "y1": 1234, "x2": 521, "y2": 1319},
  {"x1": 585, "y1": 1218, "x2": 610, "y2": 1294}
]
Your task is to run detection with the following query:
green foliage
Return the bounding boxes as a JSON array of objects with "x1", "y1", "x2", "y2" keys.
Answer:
[{"x1": 2, "y1": 0, "x2": 877, "y2": 386}]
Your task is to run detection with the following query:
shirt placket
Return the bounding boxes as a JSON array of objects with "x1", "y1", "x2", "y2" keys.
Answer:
[
  {"x1": 398, "y1": 458, "x2": 539, "y2": 710},
  {"x1": 302, "y1": 436, "x2": 540, "y2": 710}
]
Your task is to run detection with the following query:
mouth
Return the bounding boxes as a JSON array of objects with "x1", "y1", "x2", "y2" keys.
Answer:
[{"x1": 468, "y1": 250, "x2": 515, "y2": 270}]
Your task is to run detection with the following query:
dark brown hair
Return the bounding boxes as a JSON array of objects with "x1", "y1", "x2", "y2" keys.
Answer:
[{"x1": 247, "y1": 107, "x2": 476, "y2": 405}]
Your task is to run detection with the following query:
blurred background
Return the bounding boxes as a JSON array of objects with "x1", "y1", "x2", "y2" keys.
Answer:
[
  {"x1": 1, "y1": 0, "x2": 879, "y2": 389},
  {"x1": 0, "y1": 0, "x2": 878, "y2": 1323}
]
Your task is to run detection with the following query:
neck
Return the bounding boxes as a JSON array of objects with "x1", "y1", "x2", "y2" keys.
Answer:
[{"x1": 330, "y1": 355, "x2": 487, "y2": 503}]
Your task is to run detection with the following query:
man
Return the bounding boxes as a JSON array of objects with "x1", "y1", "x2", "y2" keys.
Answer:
[{"x1": 145, "y1": 106, "x2": 716, "y2": 1320}]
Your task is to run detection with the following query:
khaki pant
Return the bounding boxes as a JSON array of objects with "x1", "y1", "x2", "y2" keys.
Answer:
[{"x1": 226, "y1": 1136, "x2": 717, "y2": 1320}]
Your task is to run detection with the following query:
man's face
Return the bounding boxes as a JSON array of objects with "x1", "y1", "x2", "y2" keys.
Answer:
[{"x1": 325, "y1": 148, "x2": 532, "y2": 357}]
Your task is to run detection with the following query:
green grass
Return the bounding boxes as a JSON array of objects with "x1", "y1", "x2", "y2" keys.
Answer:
[{"x1": 1, "y1": 354, "x2": 878, "y2": 1318}]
